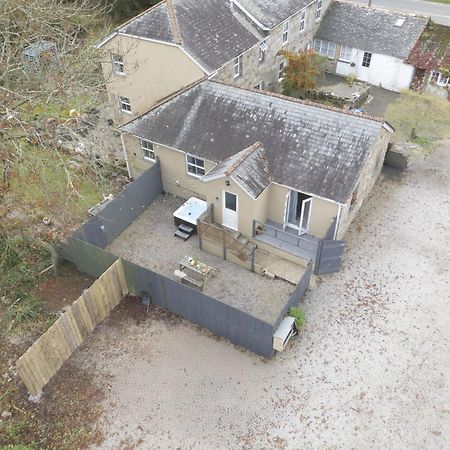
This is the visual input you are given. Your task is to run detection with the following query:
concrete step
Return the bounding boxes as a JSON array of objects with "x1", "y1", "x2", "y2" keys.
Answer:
[
  {"x1": 238, "y1": 235, "x2": 249, "y2": 246},
  {"x1": 230, "y1": 230, "x2": 240, "y2": 240},
  {"x1": 175, "y1": 229, "x2": 190, "y2": 240}
]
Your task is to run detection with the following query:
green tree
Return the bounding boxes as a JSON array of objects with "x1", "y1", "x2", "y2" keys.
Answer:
[{"x1": 278, "y1": 49, "x2": 327, "y2": 97}]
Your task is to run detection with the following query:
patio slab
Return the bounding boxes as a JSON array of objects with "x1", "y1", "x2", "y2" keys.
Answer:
[{"x1": 107, "y1": 193, "x2": 295, "y2": 325}]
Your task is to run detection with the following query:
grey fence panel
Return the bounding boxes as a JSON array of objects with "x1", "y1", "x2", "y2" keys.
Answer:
[
  {"x1": 67, "y1": 237, "x2": 118, "y2": 278},
  {"x1": 315, "y1": 240, "x2": 345, "y2": 275},
  {"x1": 272, "y1": 261, "x2": 313, "y2": 333},
  {"x1": 122, "y1": 259, "x2": 274, "y2": 358},
  {"x1": 72, "y1": 163, "x2": 163, "y2": 248}
]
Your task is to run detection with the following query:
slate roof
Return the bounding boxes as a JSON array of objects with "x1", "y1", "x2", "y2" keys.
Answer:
[
  {"x1": 316, "y1": 2, "x2": 429, "y2": 60},
  {"x1": 234, "y1": 0, "x2": 311, "y2": 28},
  {"x1": 203, "y1": 142, "x2": 272, "y2": 198},
  {"x1": 120, "y1": 80, "x2": 390, "y2": 204},
  {"x1": 117, "y1": 0, "x2": 263, "y2": 73}
]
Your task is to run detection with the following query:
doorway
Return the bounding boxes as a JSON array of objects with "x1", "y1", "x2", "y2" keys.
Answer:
[
  {"x1": 222, "y1": 191, "x2": 238, "y2": 231},
  {"x1": 285, "y1": 191, "x2": 312, "y2": 234}
]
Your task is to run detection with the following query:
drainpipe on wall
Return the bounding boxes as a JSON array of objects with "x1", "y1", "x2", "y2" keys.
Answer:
[{"x1": 368, "y1": 0, "x2": 372, "y2": 6}]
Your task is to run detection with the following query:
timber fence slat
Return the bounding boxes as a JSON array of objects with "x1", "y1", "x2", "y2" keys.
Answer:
[{"x1": 16, "y1": 259, "x2": 126, "y2": 396}]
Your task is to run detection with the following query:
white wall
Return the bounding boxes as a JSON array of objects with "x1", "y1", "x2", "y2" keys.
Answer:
[{"x1": 335, "y1": 47, "x2": 415, "y2": 92}]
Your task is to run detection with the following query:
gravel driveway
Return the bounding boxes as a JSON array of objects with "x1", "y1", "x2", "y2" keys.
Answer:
[{"x1": 78, "y1": 142, "x2": 450, "y2": 449}]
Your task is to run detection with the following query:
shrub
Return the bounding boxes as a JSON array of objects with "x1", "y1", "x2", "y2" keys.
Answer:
[{"x1": 288, "y1": 307, "x2": 306, "y2": 329}]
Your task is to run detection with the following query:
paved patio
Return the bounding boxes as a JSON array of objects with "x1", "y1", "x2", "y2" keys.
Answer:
[{"x1": 107, "y1": 193, "x2": 296, "y2": 325}]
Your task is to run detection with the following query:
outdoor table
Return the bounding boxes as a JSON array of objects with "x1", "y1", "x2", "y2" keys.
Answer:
[{"x1": 179, "y1": 255, "x2": 215, "y2": 281}]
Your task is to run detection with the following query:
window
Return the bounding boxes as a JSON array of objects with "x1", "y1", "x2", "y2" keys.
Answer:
[
  {"x1": 141, "y1": 139, "x2": 155, "y2": 161},
  {"x1": 259, "y1": 40, "x2": 267, "y2": 62},
  {"x1": 339, "y1": 45, "x2": 353, "y2": 62},
  {"x1": 300, "y1": 10, "x2": 306, "y2": 32},
  {"x1": 112, "y1": 54, "x2": 124, "y2": 74},
  {"x1": 282, "y1": 21, "x2": 289, "y2": 45},
  {"x1": 186, "y1": 155, "x2": 205, "y2": 177},
  {"x1": 394, "y1": 16, "x2": 407, "y2": 27},
  {"x1": 278, "y1": 61, "x2": 285, "y2": 81},
  {"x1": 362, "y1": 51, "x2": 372, "y2": 68},
  {"x1": 313, "y1": 39, "x2": 336, "y2": 58},
  {"x1": 224, "y1": 192, "x2": 237, "y2": 211},
  {"x1": 316, "y1": 0, "x2": 322, "y2": 20},
  {"x1": 430, "y1": 71, "x2": 449, "y2": 86},
  {"x1": 234, "y1": 55, "x2": 243, "y2": 78},
  {"x1": 119, "y1": 96, "x2": 131, "y2": 113}
]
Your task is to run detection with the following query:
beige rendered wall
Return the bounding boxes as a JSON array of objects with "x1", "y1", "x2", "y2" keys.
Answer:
[
  {"x1": 337, "y1": 128, "x2": 391, "y2": 238},
  {"x1": 100, "y1": 34, "x2": 205, "y2": 124},
  {"x1": 267, "y1": 183, "x2": 338, "y2": 238}
]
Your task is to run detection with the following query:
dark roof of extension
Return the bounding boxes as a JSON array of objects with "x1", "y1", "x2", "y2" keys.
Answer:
[
  {"x1": 203, "y1": 142, "x2": 272, "y2": 198},
  {"x1": 235, "y1": 0, "x2": 312, "y2": 28},
  {"x1": 117, "y1": 0, "x2": 263, "y2": 73},
  {"x1": 121, "y1": 81, "x2": 391, "y2": 204},
  {"x1": 316, "y1": 1, "x2": 429, "y2": 60}
]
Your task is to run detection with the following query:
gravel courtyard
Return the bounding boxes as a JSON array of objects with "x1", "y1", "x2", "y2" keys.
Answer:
[
  {"x1": 107, "y1": 193, "x2": 294, "y2": 324},
  {"x1": 77, "y1": 142, "x2": 449, "y2": 449}
]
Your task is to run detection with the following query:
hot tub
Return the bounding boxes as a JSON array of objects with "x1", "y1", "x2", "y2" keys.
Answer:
[{"x1": 173, "y1": 197, "x2": 208, "y2": 232}]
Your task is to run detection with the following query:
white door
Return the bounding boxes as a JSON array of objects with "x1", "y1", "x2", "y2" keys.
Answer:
[
  {"x1": 222, "y1": 191, "x2": 238, "y2": 231},
  {"x1": 299, "y1": 197, "x2": 312, "y2": 235},
  {"x1": 357, "y1": 51, "x2": 372, "y2": 82}
]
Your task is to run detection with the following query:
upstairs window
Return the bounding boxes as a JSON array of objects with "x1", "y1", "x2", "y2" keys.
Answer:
[
  {"x1": 186, "y1": 155, "x2": 205, "y2": 177},
  {"x1": 112, "y1": 54, "x2": 124, "y2": 75},
  {"x1": 314, "y1": 39, "x2": 336, "y2": 58},
  {"x1": 141, "y1": 139, "x2": 155, "y2": 161},
  {"x1": 234, "y1": 55, "x2": 243, "y2": 78},
  {"x1": 282, "y1": 21, "x2": 289, "y2": 45},
  {"x1": 278, "y1": 61, "x2": 285, "y2": 81},
  {"x1": 119, "y1": 96, "x2": 131, "y2": 113},
  {"x1": 259, "y1": 40, "x2": 267, "y2": 62},
  {"x1": 300, "y1": 10, "x2": 306, "y2": 32},
  {"x1": 339, "y1": 45, "x2": 353, "y2": 62},
  {"x1": 316, "y1": 0, "x2": 322, "y2": 20},
  {"x1": 362, "y1": 51, "x2": 372, "y2": 68}
]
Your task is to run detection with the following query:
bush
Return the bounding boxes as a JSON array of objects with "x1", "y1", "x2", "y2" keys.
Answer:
[{"x1": 288, "y1": 307, "x2": 306, "y2": 329}]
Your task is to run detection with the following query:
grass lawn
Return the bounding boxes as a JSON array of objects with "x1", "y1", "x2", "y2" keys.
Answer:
[{"x1": 425, "y1": 0, "x2": 450, "y2": 4}]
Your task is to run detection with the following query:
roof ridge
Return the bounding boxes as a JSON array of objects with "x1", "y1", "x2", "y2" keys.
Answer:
[
  {"x1": 166, "y1": 0, "x2": 183, "y2": 45},
  {"x1": 225, "y1": 142, "x2": 263, "y2": 175},
  {"x1": 209, "y1": 80, "x2": 386, "y2": 124},
  {"x1": 338, "y1": 0, "x2": 430, "y2": 21},
  {"x1": 118, "y1": 76, "x2": 207, "y2": 129}
]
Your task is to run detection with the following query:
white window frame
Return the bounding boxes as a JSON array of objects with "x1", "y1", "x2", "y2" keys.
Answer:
[
  {"x1": 282, "y1": 21, "x2": 289, "y2": 45},
  {"x1": 234, "y1": 55, "x2": 243, "y2": 78},
  {"x1": 362, "y1": 51, "x2": 372, "y2": 68},
  {"x1": 119, "y1": 96, "x2": 132, "y2": 113},
  {"x1": 186, "y1": 154, "x2": 205, "y2": 177},
  {"x1": 316, "y1": 0, "x2": 322, "y2": 20},
  {"x1": 314, "y1": 39, "x2": 336, "y2": 59},
  {"x1": 112, "y1": 54, "x2": 124, "y2": 75},
  {"x1": 254, "y1": 81, "x2": 264, "y2": 90},
  {"x1": 259, "y1": 40, "x2": 267, "y2": 62},
  {"x1": 339, "y1": 45, "x2": 353, "y2": 63},
  {"x1": 141, "y1": 139, "x2": 155, "y2": 161},
  {"x1": 300, "y1": 10, "x2": 306, "y2": 32},
  {"x1": 430, "y1": 70, "x2": 449, "y2": 87},
  {"x1": 278, "y1": 61, "x2": 285, "y2": 81}
]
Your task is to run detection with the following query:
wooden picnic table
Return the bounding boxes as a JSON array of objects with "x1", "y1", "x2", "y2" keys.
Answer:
[{"x1": 179, "y1": 255, "x2": 216, "y2": 281}]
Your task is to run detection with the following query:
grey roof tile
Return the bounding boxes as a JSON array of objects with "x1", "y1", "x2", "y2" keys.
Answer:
[
  {"x1": 316, "y1": 1, "x2": 428, "y2": 60},
  {"x1": 120, "y1": 81, "x2": 388, "y2": 204},
  {"x1": 119, "y1": 0, "x2": 263, "y2": 73}
]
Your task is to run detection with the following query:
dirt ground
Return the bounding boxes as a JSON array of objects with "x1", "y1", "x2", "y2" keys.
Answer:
[
  {"x1": 107, "y1": 194, "x2": 294, "y2": 325},
  {"x1": 61, "y1": 141, "x2": 450, "y2": 449}
]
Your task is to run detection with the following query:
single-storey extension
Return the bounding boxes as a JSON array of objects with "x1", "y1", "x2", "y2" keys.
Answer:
[{"x1": 314, "y1": 1, "x2": 429, "y2": 92}]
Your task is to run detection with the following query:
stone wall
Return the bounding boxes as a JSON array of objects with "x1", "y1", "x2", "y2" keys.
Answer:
[
  {"x1": 212, "y1": 0, "x2": 333, "y2": 92},
  {"x1": 337, "y1": 127, "x2": 391, "y2": 238}
]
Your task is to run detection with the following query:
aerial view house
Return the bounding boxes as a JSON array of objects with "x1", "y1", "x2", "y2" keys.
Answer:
[
  {"x1": 408, "y1": 23, "x2": 450, "y2": 99},
  {"x1": 120, "y1": 79, "x2": 393, "y2": 266},
  {"x1": 96, "y1": 0, "x2": 334, "y2": 123},
  {"x1": 314, "y1": 2, "x2": 429, "y2": 92}
]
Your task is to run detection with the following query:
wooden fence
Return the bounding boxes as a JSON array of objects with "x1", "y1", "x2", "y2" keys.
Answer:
[{"x1": 16, "y1": 259, "x2": 128, "y2": 396}]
